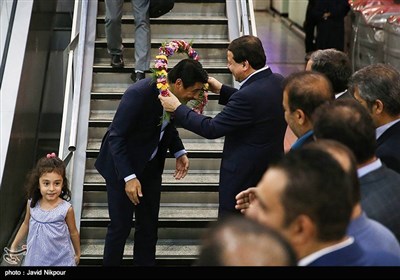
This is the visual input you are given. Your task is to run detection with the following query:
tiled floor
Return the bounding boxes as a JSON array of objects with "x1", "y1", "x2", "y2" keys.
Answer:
[
  {"x1": 254, "y1": 10, "x2": 305, "y2": 150},
  {"x1": 255, "y1": 11, "x2": 306, "y2": 76}
]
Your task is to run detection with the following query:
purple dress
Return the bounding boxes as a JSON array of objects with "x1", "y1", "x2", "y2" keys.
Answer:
[{"x1": 23, "y1": 199, "x2": 76, "y2": 266}]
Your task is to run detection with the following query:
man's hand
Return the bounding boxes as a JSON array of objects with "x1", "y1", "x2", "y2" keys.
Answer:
[
  {"x1": 159, "y1": 91, "x2": 182, "y2": 112},
  {"x1": 235, "y1": 187, "x2": 257, "y2": 213},
  {"x1": 207, "y1": 76, "x2": 223, "y2": 94},
  {"x1": 125, "y1": 178, "x2": 143, "y2": 205},
  {"x1": 174, "y1": 154, "x2": 189, "y2": 180}
]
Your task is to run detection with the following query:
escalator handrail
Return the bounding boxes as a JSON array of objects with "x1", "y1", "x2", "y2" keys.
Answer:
[
  {"x1": 0, "y1": 0, "x2": 18, "y2": 90},
  {"x1": 59, "y1": 0, "x2": 88, "y2": 161}
]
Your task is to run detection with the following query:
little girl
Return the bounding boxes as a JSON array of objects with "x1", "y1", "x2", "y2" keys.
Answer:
[{"x1": 8, "y1": 152, "x2": 81, "y2": 266}]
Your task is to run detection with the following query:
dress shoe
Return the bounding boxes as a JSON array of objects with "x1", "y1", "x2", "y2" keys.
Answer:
[
  {"x1": 111, "y1": 54, "x2": 124, "y2": 68},
  {"x1": 130, "y1": 71, "x2": 145, "y2": 82}
]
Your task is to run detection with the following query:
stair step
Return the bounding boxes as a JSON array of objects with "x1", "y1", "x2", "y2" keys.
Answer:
[
  {"x1": 87, "y1": 139, "x2": 223, "y2": 154},
  {"x1": 91, "y1": 73, "x2": 232, "y2": 88},
  {"x1": 93, "y1": 60, "x2": 229, "y2": 71},
  {"x1": 84, "y1": 184, "x2": 218, "y2": 193},
  {"x1": 79, "y1": 239, "x2": 202, "y2": 266},
  {"x1": 97, "y1": 0, "x2": 226, "y2": 19},
  {"x1": 94, "y1": 43, "x2": 229, "y2": 67},
  {"x1": 91, "y1": 72, "x2": 233, "y2": 93},
  {"x1": 86, "y1": 160, "x2": 221, "y2": 175},
  {"x1": 87, "y1": 126, "x2": 225, "y2": 141},
  {"x1": 95, "y1": 38, "x2": 229, "y2": 47},
  {"x1": 97, "y1": 16, "x2": 228, "y2": 25},
  {"x1": 83, "y1": 191, "x2": 219, "y2": 204},
  {"x1": 89, "y1": 98, "x2": 222, "y2": 116},
  {"x1": 90, "y1": 91, "x2": 221, "y2": 100},
  {"x1": 80, "y1": 226, "x2": 212, "y2": 240},
  {"x1": 89, "y1": 110, "x2": 221, "y2": 123},
  {"x1": 84, "y1": 171, "x2": 220, "y2": 186},
  {"x1": 97, "y1": 0, "x2": 226, "y2": 18},
  {"x1": 81, "y1": 203, "x2": 218, "y2": 220},
  {"x1": 96, "y1": 22, "x2": 229, "y2": 41}
]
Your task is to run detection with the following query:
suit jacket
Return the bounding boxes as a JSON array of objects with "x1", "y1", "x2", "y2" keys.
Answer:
[
  {"x1": 307, "y1": 239, "x2": 400, "y2": 266},
  {"x1": 347, "y1": 211, "x2": 400, "y2": 256},
  {"x1": 376, "y1": 121, "x2": 400, "y2": 174},
  {"x1": 311, "y1": 0, "x2": 350, "y2": 51},
  {"x1": 359, "y1": 164, "x2": 400, "y2": 242},
  {"x1": 95, "y1": 78, "x2": 185, "y2": 183},
  {"x1": 174, "y1": 68, "x2": 286, "y2": 213}
]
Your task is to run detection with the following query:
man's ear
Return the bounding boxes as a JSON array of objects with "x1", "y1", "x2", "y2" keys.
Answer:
[
  {"x1": 289, "y1": 214, "x2": 316, "y2": 247},
  {"x1": 295, "y1": 109, "x2": 306, "y2": 125},
  {"x1": 373, "y1": 99, "x2": 384, "y2": 115}
]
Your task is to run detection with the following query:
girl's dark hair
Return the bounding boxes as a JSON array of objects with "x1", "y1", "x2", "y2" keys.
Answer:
[{"x1": 25, "y1": 155, "x2": 71, "y2": 207}]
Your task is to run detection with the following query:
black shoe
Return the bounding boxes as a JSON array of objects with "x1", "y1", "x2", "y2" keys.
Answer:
[
  {"x1": 111, "y1": 54, "x2": 124, "y2": 68},
  {"x1": 130, "y1": 71, "x2": 145, "y2": 82}
]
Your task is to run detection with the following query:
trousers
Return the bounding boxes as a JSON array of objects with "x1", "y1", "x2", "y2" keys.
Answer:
[{"x1": 104, "y1": 0, "x2": 151, "y2": 71}]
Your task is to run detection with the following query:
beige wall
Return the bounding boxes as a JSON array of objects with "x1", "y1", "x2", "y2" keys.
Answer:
[
  {"x1": 252, "y1": 0, "x2": 268, "y2": 11},
  {"x1": 288, "y1": 0, "x2": 308, "y2": 27},
  {"x1": 271, "y1": 0, "x2": 289, "y2": 14}
]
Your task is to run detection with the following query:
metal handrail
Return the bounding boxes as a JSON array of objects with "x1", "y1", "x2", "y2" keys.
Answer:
[
  {"x1": 59, "y1": 0, "x2": 88, "y2": 162},
  {"x1": 0, "y1": 0, "x2": 17, "y2": 89},
  {"x1": 240, "y1": 0, "x2": 250, "y2": 35},
  {"x1": 247, "y1": 0, "x2": 257, "y2": 36},
  {"x1": 238, "y1": 0, "x2": 257, "y2": 36}
]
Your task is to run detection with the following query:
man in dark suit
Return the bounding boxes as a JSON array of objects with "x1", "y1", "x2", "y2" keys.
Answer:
[
  {"x1": 348, "y1": 63, "x2": 400, "y2": 174},
  {"x1": 310, "y1": 0, "x2": 350, "y2": 52},
  {"x1": 281, "y1": 71, "x2": 333, "y2": 150},
  {"x1": 159, "y1": 35, "x2": 287, "y2": 218},
  {"x1": 306, "y1": 48, "x2": 353, "y2": 99},
  {"x1": 304, "y1": 0, "x2": 317, "y2": 59},
  {"x1": 95, "y1": 59, "x2": 208, "y2": 266},
  {"x1": 313, "y1": 98, "x2": 400, "y2": 242}
]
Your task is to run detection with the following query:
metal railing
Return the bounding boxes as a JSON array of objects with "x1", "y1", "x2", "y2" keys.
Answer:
[
  {"x1": 59, "y1": 0, "x2": 88, "y2": 162},
  {"x1": 239, "y1": 0, "x2": 257, "y2": 36},
  {"x1": 0, "y1": 0, "x2": 17, "y2": 90},
  {"x1": 58, "y1": 0, "x2": 89, "y2": 229},
  {"x1": 60, "y1": 0, "x2": 88, "y2": 164}
]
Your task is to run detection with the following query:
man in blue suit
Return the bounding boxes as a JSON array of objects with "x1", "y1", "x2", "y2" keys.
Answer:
[
  {"x1": 303, "y1": 139, "x2": 400, "y2": 256},
  {"x1": 313, "y1": 98, "x2": 400, "y2": 242},
  {"x1": 348, "y1": 63, "x2": 400, "y2": 174},
  {"x1": 159, "y1": 35, "x2": 287, "y2": 218},
  {"x1": 95, "y1": 59, "x2": 209, "y2": 266}
]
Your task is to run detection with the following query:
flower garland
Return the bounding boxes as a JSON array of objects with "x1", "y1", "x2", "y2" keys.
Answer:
[{"x1": 152, "y1": 40, "x2": 208, "y2": 122}]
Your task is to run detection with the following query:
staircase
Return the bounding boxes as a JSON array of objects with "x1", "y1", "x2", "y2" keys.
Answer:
[{"x1": 80, "y1": 0, "x2": 234, "y2": 266}]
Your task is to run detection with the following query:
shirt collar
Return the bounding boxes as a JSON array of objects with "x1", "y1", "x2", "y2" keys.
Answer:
[
  {"x1": 298, "y1": 237, "x2": 354, "y2": 266},
  {"x1": 335, "y1": 89, "x2": 347, "y2": 99},
  {"x1": 239, "y1": 66, "x2": 269, "y2": 88},
  {"x1": 376, "y1": 118, "x2": 400, "y2": 139},
  {"x1": 357, "y1": 158, "x2": 382, "y2": 178}
]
